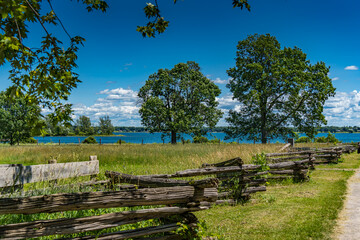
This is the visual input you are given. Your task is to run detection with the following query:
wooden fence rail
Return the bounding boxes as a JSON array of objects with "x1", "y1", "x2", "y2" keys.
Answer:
[
  {"x1": 0, "y1": 158, "x2": 99, "y2": 188},
  {"x1": 0, "y1": 156, "x2": 218, "y2": 239}
]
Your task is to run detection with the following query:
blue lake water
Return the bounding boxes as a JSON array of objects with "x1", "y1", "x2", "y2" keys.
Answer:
[{"x1": 33, "y1": 132, "x2": 360, "y2": 144}]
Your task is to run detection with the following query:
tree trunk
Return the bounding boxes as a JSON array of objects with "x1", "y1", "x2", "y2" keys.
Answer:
[{"x1": 171, "y1": 131, "x2": 177, "y2": 144}]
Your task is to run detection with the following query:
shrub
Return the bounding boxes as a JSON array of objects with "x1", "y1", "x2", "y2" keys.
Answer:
[
  {"x1": 22, "y1": 137, "x2": 37, "y2": 144},
  {"x1": 326, "y1": 132, "x2": 341, "y2": 144},
  {"x1": 314, "y1": 136, "x2": 327, "y2": 143},
  {"x1": 193, "y1": 136, "x2": 209, "y2": 143},
  {"x1": 209, "y1": 138, "x2": 221, "y2": 144},
  {"x1": 295, "y1": 136, "x2": 311, "y2": 143},
  {"x1": 181, "y1": 139, "x2": 191, "y2": 144},
  {"x1": 82, "y1": 136, "x2": 97, "y2": 144}
]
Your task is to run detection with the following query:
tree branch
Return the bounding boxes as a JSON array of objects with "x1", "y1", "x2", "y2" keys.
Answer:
[
  {"x1": 47, "y1": 0, "x2": 72, "y2": 40},
  {"x1": 25, "y1": 0, "x2": 51, "y2": 37},
  {"x1": 272, "y1": 93, "x2": 309, "y2": 130}
]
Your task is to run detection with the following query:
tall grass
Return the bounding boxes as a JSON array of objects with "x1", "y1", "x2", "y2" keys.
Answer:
[{"x1": 0, "y1": 143, "x2": 282, "y2": 175}]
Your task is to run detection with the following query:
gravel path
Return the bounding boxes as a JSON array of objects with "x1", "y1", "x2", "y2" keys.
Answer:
[{"x1": 336, "y1": 167, "x2": 360, "y2": 240}]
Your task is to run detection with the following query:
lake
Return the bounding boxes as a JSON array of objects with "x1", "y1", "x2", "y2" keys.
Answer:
[{"x1": 33, "y1": 132, "x2": 360, "y2": 144}]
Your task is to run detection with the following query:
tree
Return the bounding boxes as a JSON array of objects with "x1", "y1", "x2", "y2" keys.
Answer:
[
  {"x1": 98, "y1": 115, "x2": 114, "y2": 135},
  {"x1": 44, "y1": 115, "x2": 72, "y2": 136},
  {"x1": 138, "y1": 61, "x2": 223, "y2": 144},
  {"x1": 75, "y1": 115, "x2": 94, "y2": 135},
  {"x1": 1, "y1": 1, "x2": 250, "y2": 125},
  {"x1": 225, "y1": 34, "x2": 336, "y2": 144},
  {"x1": 0, "y1": 91, "x2": 42, "y2": 145}
]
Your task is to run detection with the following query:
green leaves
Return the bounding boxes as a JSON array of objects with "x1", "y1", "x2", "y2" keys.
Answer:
[
  {"x1": 232, "y1": 0, "x2": 251, "y2": 10},
  {"x1": 0, "y1": 91, "x2": 43, "y2": 145},
  {"x1": 137, "y1": 0, "x2": 252, "y2": 38},
  {"x1": 226, "y1": 34, "x2": 335, "y2": 143},
  {"x1": 138, "y1": 61, "x2": 223, "y2": 144},
  {"x1": 0, "y1": 0, "x2": 107, "y2": 125}
]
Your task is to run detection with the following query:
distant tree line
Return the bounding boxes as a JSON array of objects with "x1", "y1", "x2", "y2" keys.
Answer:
[{"x1": 44, "y1": 115, "x2": 114, "y2": 137}]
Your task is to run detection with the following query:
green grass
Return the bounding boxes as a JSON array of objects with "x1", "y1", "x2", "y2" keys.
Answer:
[
  {"x1": 0, "y1": 144, "x2": 357, "y2": 239},
  {"x1": 196, "y1": 153, "x2": 359, "y2": 239},
  {"x1": 0, "y1": 143, "x2": 281, "y2": 174}
]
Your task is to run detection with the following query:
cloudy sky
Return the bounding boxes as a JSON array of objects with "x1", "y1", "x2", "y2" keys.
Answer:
[{"x1": 1, "y1": 0, "x2": 359, "y2": 126}]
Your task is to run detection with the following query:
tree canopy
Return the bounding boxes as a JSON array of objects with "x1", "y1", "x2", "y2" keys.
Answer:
[
  {"x1": 75, "y1": 115, "x2": 94, "y2": 135},
  {"x1": 225, "y1": 34, "x2": 336, "y2": 143},
  {"x1": 138, "y1": 61, "x2": 223, "y2": 144},
  {"x1": 0, "y1": 91, "x2": 42, "y2": 145},
  {"x1": 98, "y1": 115, "x2": 114, "y2": 135}
]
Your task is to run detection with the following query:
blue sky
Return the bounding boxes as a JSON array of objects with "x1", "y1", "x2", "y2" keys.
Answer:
[{"x1": 1, "y1": 0, "x2": 360, "y2": 126}]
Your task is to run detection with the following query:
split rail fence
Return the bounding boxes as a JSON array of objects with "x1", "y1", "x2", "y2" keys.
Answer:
[{"x1": 0, "y1": 145, "x2": 353, "y2": 239}]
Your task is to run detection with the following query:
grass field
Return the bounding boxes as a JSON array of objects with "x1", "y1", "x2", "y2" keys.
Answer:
[{"x1": 0, "y1": 143, "x2": 357, "y2": 239}]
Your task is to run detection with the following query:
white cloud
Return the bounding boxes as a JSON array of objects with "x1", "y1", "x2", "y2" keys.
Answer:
[
  {"x1": 212, "y1": 78, "x2": 228, "y2": 84},
  {"x1": 344, "y1": 65, "x2": 359, "y2": 70},
  {"x1": 332, "y1": 77, "x2": 339, "y2": 81},
  {"x1": 72, "y1": 87, "x2": 141, "y2": 126},
  {"x1": 99, "y1": 88, "x2": 138, "y2": 99},
  {"x1": 324, "y1": 90, "x2": 360, "y2": 125}
]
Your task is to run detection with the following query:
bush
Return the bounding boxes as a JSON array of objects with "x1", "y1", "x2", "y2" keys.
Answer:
[
  {"x1": 326, "y1": 132, "x2": 341, "y2": 144},
  {"x1": 209, "y1": 137, "x2": 221, "y2": 144},
  {"x1": 181, "y1": 139, "x2": 191, "y2": 144},
  {"x1": 193, "y1": 136, "x2": 209, "y2": 143},
  {"x1": 82, "y1": 136, "x2": 97, "y2": 144},
  {"x1": 22, "y1": 137, "x2": 37, "y2": 144},
  {"x1": 314, "y1": 136, "x2": 327, "y2": 143},
  {"x1": 295, "y1": 136, "x2": 311, "y2": 143}
]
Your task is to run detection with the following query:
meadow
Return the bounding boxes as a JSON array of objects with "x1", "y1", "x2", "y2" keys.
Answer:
[{"x1": 0, "y1": 143, "x2": 357, "y2": 239}]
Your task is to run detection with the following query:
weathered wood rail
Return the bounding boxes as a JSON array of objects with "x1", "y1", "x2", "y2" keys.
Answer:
[
  {"x1": 266, "y1": 149, "x2": 343, "y2": 165},
  {"x1": 0, "y1": 156, "x2": 218, "y2": 239},
  {"x1": 0, "y1": 157, "x2": 99, "y2": 189}
]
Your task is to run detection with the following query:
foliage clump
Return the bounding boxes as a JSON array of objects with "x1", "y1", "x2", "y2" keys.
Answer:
[
  {"x1": 193, "y1": 136, "x2": 209, "y2": 143},
  {"x1": 138, "y1": 61, "x2": 223, "y2": 144},
  {"x1": 82, "y1": 136, "x2": 97, "y2": 144},
  {"x1": 295, "y1": 136, "x2": 312, "y2": 143},
  {"x1": 225, "y1": 34, "x2": 335, "y2": 144}
]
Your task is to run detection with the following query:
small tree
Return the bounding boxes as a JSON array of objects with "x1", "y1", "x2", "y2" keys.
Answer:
[
  {"x1": 75, "y1": 115, "x2": 94, "y2": 135},
  {"x1": 99, "y1": 116, "x2": 114, "y2": 135},
  {"x1": 226, "y1": 34, "x2": 336, "y2": 144},
  {"x1": 0, "y1": 91, "x2": 42, "y2": 145},
  {"x1": 138, "y1": 61, "x2": 223, "y2": 144}
]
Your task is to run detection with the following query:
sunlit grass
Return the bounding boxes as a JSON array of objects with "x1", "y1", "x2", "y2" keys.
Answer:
[
  {"x1": 196, "y1": 153, "x2": 359, "y2": 239},
  {"x1": 0, "y1": 143, "x2": 355, "y2": 239}
]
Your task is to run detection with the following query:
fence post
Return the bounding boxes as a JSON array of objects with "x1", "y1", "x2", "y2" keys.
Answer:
[
  {"x1": 37, "y1": 139, "x2": 39, "y2": 145},
  {"x1": 142, "y1": 139, "x2": 144, "y2": 145},
  {"x1": 78, "y1": 138, "x2": 81, "y2": 145},
  {"x1": 59, "y1": 139, "x2": 61, "y2": 146},
  {"x1": 48, "y1": 159, "x2": 58, "y2": 185},
  {"x1": 119, "y1": 139, "x2": 122, "y2": 145},
  {"x1": 308, "y1": 152, "x2": 315, "y2": 170},
  {"x1": 163, "y1": 139, "x2": 164, "y2": 145},
  {"x1": 89, "y1": 155, "x2": 98, "y2": 180}
]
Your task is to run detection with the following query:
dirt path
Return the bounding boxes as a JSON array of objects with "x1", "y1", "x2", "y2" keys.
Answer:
[{"x1": 336, "y1": 167, "x2": 360, "y2": 240}]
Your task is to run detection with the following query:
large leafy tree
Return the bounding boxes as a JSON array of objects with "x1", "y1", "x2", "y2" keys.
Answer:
[
  {"x1": 98, "y1": 115, "x2": 114, "y2": 135},
  {"x1": 138, "y1": 61, "x2": 223, "y2": 144},
  {"x1": 1, "y1": 1, "x2": 251, "y2": 125},
  {"x1": 0, "y1": 91, "x2": 42, "y2": 145},
  {"x1": 225, "y1": 34, "x2": 336, "y2": 144}
]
